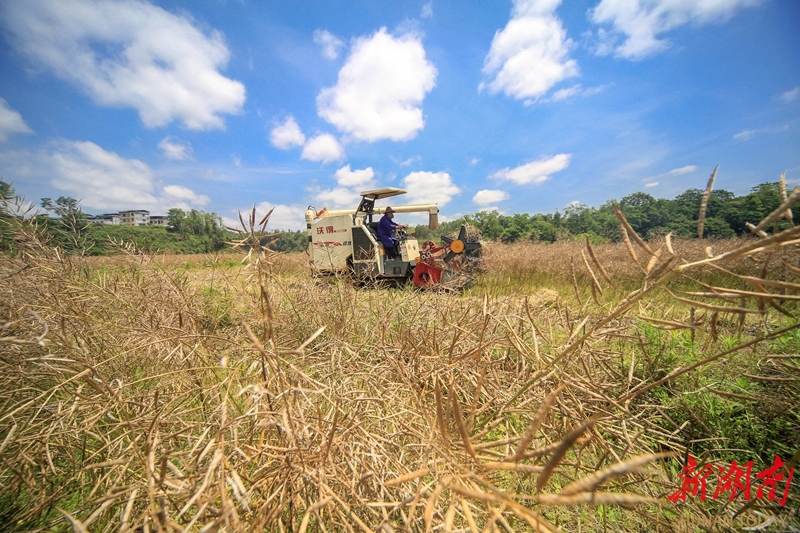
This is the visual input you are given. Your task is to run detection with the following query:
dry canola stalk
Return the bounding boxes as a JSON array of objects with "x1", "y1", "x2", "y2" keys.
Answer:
[
  {"x1": 697, "y1": 165, "x2": 718, "y2": 241},
  {"x1": 1, "y1": 181, "x2": 799, "y2": 532}
]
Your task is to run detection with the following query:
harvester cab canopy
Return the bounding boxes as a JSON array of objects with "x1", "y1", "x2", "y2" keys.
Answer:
[
  {"x1": 311, "y1": 185, "x2": 439, "y2": 229},
  {"x1": 356, "y1": 187, "x2": 406, "y2": 217},
  {"x1": 359, "y1": 187, "x2": 407, "y2": 200}
]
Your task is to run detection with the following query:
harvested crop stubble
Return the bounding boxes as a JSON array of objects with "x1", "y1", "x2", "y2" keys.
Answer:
[
  {"x1": 485, "y1": 238, "x2": 746, "y2": 282},
  {"x1": 1, "y1": 195, "x2": 799, "y2": 532}
]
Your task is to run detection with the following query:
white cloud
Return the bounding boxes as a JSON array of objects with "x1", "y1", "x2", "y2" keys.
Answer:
[
  {"x1": 333, "y1": 165, "x2": 374, "y2": 187},
  {"x1": 312, "y1": 165, "x2": 376, "y2": 208},
  {"x1": 481, "y1": 0, "x2": 578, "y2": 102},
  {"x1": 421, "y1": 2, "x2": 434, "y2": 19},
  {"x1": 470, "y1": 158, "x2": 480, "y2": 165},
  {"x1": 398, "y1": 156, "x2": 420, "y2": 167},
  {"x1": 301, "y1": 134, "x2": 344, "y2": 163},
  {"x1": 231, "y1": 153, "x2": 242, "y2": 167},
  {"x1": 162, "y1": 184, "x2": 209, "y2": 206},
  {"x1": 46, "y1": 140, "x2": 209, "y2": 212},
  {"x1": 313, "y1": 29, "x2": 345, "y2": 60},
  {"x1": 317, "y1": 28, "x2": 437, "y2": 142},
  {"x1": 0, "y1": 98, "x2": 33, "y2": 142},
  {"x1": 51, "y1": 141, "x2": 156, "y2": 208},
  {"x1": 489, "y1": 153, "x2": 571, "y2": 185},
  {"x1": 733, "y1": 124, "x2": 789, "y2": 141},
  {"x1": 543, "y1": 83, "x2": 609, "y2": 102},
  {"x1": 259, "y1": 203, "x2": 306, "y2": 231},
  {"x1": 473, "y1": 189, "x2": 510, "y2": 206},
  {"x1": 590, "y1": 0, "x2": 761, "y2": 60},
  {"x1": 402, "y1": 171, "x2": 460, "y2": 207},
  {"x1": 158, "y1": 136, "x2": 193, "y2": 160},
  {"x1": 270, "y1": 116, "x2": 306, "y2": 149},
  {"x1": 313, "y1": 187, "x2": 361, "y2": 208},
  {"x1": 546, "y1": 85, "x2": 583, "y2": 102},
  {"x1": 585, "y1": 27, "x2": 617, "y2": 56},
  {"x1": 0, "y1": 0, "x2": 245, "y2": 130},
  {"x1": 668, "y1": 165, "x2": 696, "y2": 175},
  {"x1": 779, "y1": 87, "x2": 799, "y2": 103},
  {"x1": 644, "y1": 181, "x2": 659, "y2": 188}
]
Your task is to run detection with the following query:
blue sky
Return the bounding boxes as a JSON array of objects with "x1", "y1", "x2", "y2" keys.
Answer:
[{"x1": 0, "y1": 0, "x2": 798, "y2": 230}]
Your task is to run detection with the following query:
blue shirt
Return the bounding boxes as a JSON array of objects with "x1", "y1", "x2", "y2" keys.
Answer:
[{"x1": 377, "y1": 214, "x2": 398, "y2": 247}]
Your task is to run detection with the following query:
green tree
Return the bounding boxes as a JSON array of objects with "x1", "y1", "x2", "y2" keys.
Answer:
[
  {"x1": 702, "y1": 216, "x2": 736, "y2": 238},
  {"x1": 500, "y1": 213, "x2": 532, "y2": 242},
  {"x1": 0, "y1": 180, "x2": 16, "y2": 201},
  {"x1": 745, "y1": 182, "x2": 789, "y2": 232},
  {"x1": 167, "y1": 208, "x2": 186, "y2": 235},
  {"x1": 650, "y1": 214, "x2": 696, "y2": 239},
  {"x1": 720, "y1": 195, "x2": 764, "y2": 235},
  {"x1": 562, "y1": 203, "x2": 604, "y2": 237},
  {"x1": 529, "y1": 216, "x2": 556, "y2": 242},
  {"x1": 185, "y1": 209, "x2": 204, "y2": 236},
  {"x1": 749, "y1": 183, "x2": 782, "y2": 214},
  {"x1": 40, "y1": 196, "x2": 89, "y2": 252},
  {"x1": 465, "y1": 211, "x2": 504, "y2": 241},
  {"x1": 41, "y1": 196, "x2": 86, "y2": 222},
  {"x1": 595, "y1": 202, "x2": 622, "y2": 240},
  {"x1": 618, "y1": 192, "x2": 656, "y2": 234},
  {"x1": 673, "y1": 189, "x2": 734, "y2": 221},
  {"x1": 271, "y1": 230, "x2": 307, "y2": 253},
  {"x1": 166, "y1": 208, "x2": 227, "y2": 250}
]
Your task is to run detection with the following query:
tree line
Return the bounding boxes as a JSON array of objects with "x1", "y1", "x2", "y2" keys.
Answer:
[
  {"x1": 3, "y1": 180, "x2": 792, "y2": 255},
  {"x1": 271, "y1": 181, "x2": 792, "y2": 253},
  {"x1": 415, "y1": 181, "x2": 790, "y2": 245},
  {"x1": 0, "y1": 182, "x2": 233, "y2": 255}
]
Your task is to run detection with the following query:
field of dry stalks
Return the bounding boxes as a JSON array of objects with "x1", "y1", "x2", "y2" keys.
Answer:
[{"x1": 1, "y1": 204, "x2": 799, "y2": 532}]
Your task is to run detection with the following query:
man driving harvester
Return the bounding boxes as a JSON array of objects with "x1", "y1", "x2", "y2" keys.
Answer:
[{"x1": 377, "y1": 206, "x2": 406, "y2": 259}]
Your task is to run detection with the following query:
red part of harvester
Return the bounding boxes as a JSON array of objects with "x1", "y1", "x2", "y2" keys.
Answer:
[
  {"x1": 412, "y1": 241, "x2": 446, "y2": 288},
  {"x1": 412, "y1": 228, "x2": 482, "y2": 289}
]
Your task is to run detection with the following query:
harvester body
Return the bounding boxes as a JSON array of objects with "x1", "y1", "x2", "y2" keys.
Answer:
[{"x1": 306, "y1": 187, "x2": 481, "y2": 288}]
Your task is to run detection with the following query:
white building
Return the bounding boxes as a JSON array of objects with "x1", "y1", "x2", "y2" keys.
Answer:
[
  {"x1": 119, "y1": 210, "x2": 150, "y2": 226},
  {"x1": 88, "y1": 213, "x2": 120, "y2": 225}
]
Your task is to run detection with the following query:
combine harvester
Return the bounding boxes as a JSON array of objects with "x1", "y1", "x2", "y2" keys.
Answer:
[{"x1": 306, "y1": 187, "x2": 482, "y2": 288}]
